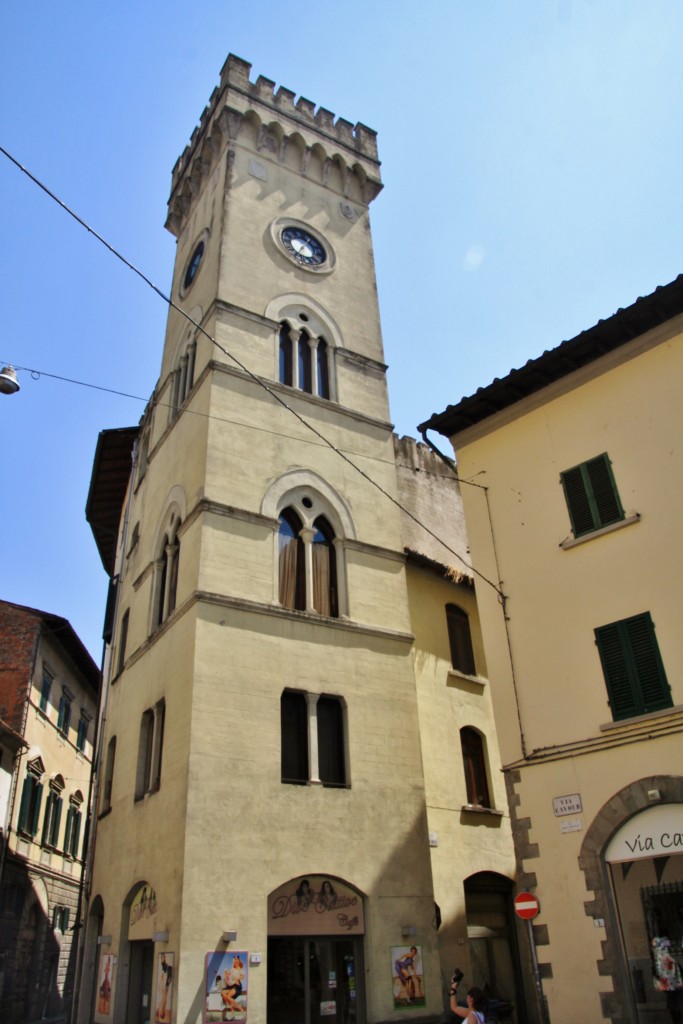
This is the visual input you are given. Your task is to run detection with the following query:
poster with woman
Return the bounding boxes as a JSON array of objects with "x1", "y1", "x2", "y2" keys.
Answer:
[
  {"x1": 97, "y1": 954, "x2": 116, "y2": 1016},
  {"x1": 205, "y1": 951, "x2": 248, "y2": 1022},
  {"x1": 391, "y1": 945, "x2": 425, "y2": 1009},
  {"x1": 154, "y1": 952, "x2": 175, "y2": 1023}
]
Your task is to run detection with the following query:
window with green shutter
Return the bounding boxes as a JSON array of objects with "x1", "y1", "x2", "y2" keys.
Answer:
[
  {"x1": 18, "y1": 769, "x2": 43, "y2": 837},
  {"x1": 561, "y1": 454, "x2": 624, "y2": 537},
  {"x1": 595, "y1": 613, "x2": 671, "y2": 721}
]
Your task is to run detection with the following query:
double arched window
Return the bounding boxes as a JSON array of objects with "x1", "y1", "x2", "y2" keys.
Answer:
[
  {"x1": 155, "y1": 517, "x2": 181, "y2": 627},
  {"x1": 171, "y1": 334, "x2": 197, "y2": 415},
  {"x1": 279, "y1": 507, "x2": 338, "y2": 617},
  {"x1": 278, "y1": 321, "x2": 330, "y2": 399}
]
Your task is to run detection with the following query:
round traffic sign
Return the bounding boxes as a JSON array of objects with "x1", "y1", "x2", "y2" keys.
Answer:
[{"x1": 514, "y1": 891, "x2": 540, "y2": 920}]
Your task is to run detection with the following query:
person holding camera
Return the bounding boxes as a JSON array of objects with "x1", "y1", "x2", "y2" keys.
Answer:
[{"x1": 449, "y1": 970, "x2": 486, "y2": 1024}]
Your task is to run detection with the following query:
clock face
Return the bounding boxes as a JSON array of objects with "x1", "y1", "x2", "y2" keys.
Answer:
[{"x1": 281, "y1": 227, "x2": 326, "y2": 267}]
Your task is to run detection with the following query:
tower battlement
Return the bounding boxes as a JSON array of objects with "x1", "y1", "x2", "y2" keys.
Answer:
[
  {"x1": 167, "y1": 54, "x2": 382, "y2": 234},
  {"x1": 219, "y1": 54, "x2": 379, "y2": 160}
]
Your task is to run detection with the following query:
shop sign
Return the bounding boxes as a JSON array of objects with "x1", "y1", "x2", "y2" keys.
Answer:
[
  {"x1": 605, "y1": 803, "x2": 683, "y2": 863},
  {"x1": 128, "y1": 883, "x2": 158, "y2": 940},
  {"x1": 552, "y1": 793, "x2": 582, "y2": 817},
  {"x1": 269, "y1": 875, "x2": 364, "y2": 936}
]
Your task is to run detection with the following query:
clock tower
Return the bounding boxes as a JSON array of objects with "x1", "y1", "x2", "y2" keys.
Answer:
[{"x1": 82, "y1": 55, "x2": 453, "y2": 1024}]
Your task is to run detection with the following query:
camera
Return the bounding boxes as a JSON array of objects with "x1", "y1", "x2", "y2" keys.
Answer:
[{"x1": 452, "y1": 968, "x2": 464, "y2": 986}]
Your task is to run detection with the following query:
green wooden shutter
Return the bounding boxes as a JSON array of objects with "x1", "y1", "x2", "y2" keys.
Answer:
[
  {"x1": 624, "y1": 615, "x2": 671, "y2": 712},
  {"x1": 562, "y1": 454, "x2": 624, "y2": 537},
  {"x1": 585, "y1": 455, "x2": 623, "y2": 527},
  {"x1": 72, "y1": 812, "x2": 82, "y2": 858},
  {"x1": 18, "y1": 775, "x2": 33, "y2": 833},
  {"x1": 595, "y1": 614, "x2": 671, "y2": 720},
  {"x1": 31, "y1": 782, "x2": 43, "y2": 836},
  {"x1": 64, "y1": 806, "x2": 74, "y2": 853},
  {"x1": 51, "y1": 798, "x2": 63, "y2": 847},
  {"x1": 561, "y1": 465, "x2": 595, "y2": 536}
]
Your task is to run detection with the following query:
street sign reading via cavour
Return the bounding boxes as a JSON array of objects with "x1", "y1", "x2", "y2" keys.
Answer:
[{"x1": 514, "y1": 892, "x2": 540, "y2": 920}]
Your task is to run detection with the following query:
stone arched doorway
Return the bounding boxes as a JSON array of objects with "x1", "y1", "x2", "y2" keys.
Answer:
[
  {"x1": 579, "y1": 775, "x2": 683, "y2": 1024},
  {"x1": 266, "y1": 875, "x2": 365, "y2": 1024}
]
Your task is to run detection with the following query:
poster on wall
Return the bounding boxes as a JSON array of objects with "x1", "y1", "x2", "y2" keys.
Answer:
[
  {"x1": 205, "y1": 951, "x2": 248, "y2": 1022},
  {"x1": 97, "y1": 954, "x2": 117, "y2": 1016},
  {"x1": 154, "y1": 952, "x2": 175, "y2": 1023},
  {"x1": 391, "y1": 945, "x2": 425, "y2": 1009}
]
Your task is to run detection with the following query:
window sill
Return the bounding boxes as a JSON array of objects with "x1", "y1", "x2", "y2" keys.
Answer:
[
  {"x1": 461, "y1": 804, "x2": 503, "y2": 818},
  {"x1": 560, "y1": 513, "x2": 640, "y2": 549},
  {"x1": 600, "y1": 702, "x2": 682, "y2": 732},
  {"x1": 447, "y1": 670, "x2": 487, "y2": 691}
]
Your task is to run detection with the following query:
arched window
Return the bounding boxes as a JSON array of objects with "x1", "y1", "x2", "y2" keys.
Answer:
[
  {"x1": 278, "y1": 320, "x2": 330, "y2": 399},
  {"x1": 446, "y1": 604, "x2": 476, "y2": 676},
  {"x1": 278, "y1": 507, "x2": 338, "y2": 617},
  {"x1": 278, "y1": 509, "x2": 306, "y2": 610},
  {"x1": 171, "y1": 335, "x2": 197, "y2": 414},
  {"x1": 155, "y1": 518, "x2": 181, "y2": 627},
  {"x1": 279, "y1": 325, "x2": 293, "y2": 387},
  {"x1": 312, "y1": 516, "x2": 338, "y2": 617},
  {"x1": 460, "y1": 727, "x2": 491, "y2": 808}
]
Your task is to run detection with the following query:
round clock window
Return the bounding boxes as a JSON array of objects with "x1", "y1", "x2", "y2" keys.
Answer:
[{"x1": 281, "y1": 227, "x2": 327, "y2": 267}]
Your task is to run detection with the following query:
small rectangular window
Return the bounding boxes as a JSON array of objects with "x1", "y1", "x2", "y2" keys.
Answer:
[
  {"x1": 117, "y1": 610, "x2": 130, "y2": 676},
  {"x1": 76, "y1": 716, "x2": 88, "y2": 752},
  {"x1": 57, "y1": 694, "x2": 72, "y2": 736},
  {"x1": 446, "y1": 605, "x2": 476, "y2": 676},
  {"x1": 102, "y1": 737, "x2": 117, "y2": 813},
  {"x1": 40, "y1": 672, "x2": 53, "y2": 713},
  {"x1": 595, "y1": 612, "x2": 671, "y2": 721},
  {"x1": 561, "y1": 454, "x2": 624, "y2": 537}
]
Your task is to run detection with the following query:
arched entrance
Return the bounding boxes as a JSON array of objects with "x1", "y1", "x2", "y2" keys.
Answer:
[
  {"x1": 579, "y1": 776, "x2": 683, "y2": 1024},
  {"x1": 605, "y1": 803, "x2": 683, "y2": 1023},
  {"x1": 464, "y1": 872, "x2": 525, "y2": 1021},
  {"x1": 113, "y1": 881, "x2": 157, "y2": 1024},
  {"x1": 267, "y1": 875, "x2": 365, "y2": 1024}
]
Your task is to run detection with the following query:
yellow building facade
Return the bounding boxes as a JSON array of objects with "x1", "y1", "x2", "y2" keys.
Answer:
[
  {"x1": 80, "y1": 56, "x2": 519, "y2": 1024},
  {"x1": 423, "y1": 277, "x2": 683, "y2": 1024}
]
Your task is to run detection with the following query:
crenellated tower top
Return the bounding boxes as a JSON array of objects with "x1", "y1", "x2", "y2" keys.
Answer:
[{"x1": 166, "y1": 54, "x2": 382, "y2": 236}]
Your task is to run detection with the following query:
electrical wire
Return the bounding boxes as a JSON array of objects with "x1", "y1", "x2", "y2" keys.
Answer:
[{"x1": 0, "y1": 144, "x2": 503, "y2": 597}]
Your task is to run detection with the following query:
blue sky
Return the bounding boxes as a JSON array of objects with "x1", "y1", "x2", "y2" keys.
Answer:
[{"x1": 1, "y1": 1, "x2": 681, "y2": 658}]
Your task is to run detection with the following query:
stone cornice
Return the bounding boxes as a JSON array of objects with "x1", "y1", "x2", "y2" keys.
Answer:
[{"x1": 119, "y1": 590, "x2": 414, "y2": 672}]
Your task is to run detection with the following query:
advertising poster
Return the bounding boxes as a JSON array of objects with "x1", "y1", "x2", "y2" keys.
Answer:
[
  {"x1": 205, "y1": 951, "x2": 248, "y2": 1022},
  {"x1": 154, "y1": 952, "x2": 175, "y2": 1023},
  {"x1": 97, "y1": 954, "x2": 116, "y2": 1016},
  {"x1": 391, "y1": 945, "x2": 425, "y2": 1009}
]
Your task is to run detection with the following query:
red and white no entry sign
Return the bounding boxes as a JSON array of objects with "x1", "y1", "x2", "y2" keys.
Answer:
[{"x1": 514, "y1": 891, "x2": 540, "y2": 920}]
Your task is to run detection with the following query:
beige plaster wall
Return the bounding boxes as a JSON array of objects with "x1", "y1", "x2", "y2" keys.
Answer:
[{"x1": 446, "y1": 321, "x2": 683, "y2": 1023}]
